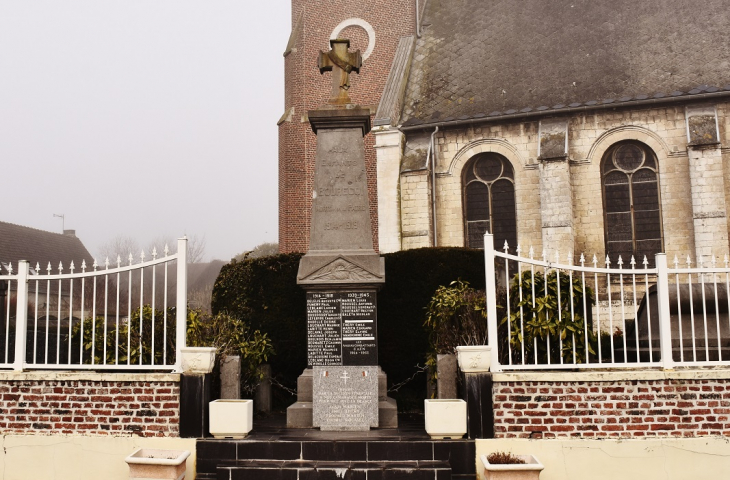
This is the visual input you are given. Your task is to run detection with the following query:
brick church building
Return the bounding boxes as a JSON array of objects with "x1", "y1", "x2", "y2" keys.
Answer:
[{"x1": 279, "y1": 0, "x2": 730, "y2": 264}]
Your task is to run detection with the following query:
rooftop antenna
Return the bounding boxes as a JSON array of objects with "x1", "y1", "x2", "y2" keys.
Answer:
[{"x1": 53, "y1": 213, "x2": 65, "y2": 232}]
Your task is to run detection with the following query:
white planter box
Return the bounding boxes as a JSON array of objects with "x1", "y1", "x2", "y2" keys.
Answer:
[
  {"x1": 481, "y1": 454, "x2": 544, "y2": 480},
  {"x1": 125, "y1": 448, "x2": 190, "y2": 480},
  {"x1": 456, "y1": 345, "x2": 491, "y2": 372},
  {"x1": 180, "y1": 347, "x2": 216, "y2": 374},
  {"x1": 424, "y1": 399, "x2": 467, "y2": 439},
  {"x1": 209, "y1": 399, "x2": 253, "y2": 439}
]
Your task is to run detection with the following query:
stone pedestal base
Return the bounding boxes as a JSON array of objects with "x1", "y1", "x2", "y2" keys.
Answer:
[
  {"x1": 180, "y1": 373, "x2": 212, "y2": 438},
  {"x1": 436, "y1": 354, "x2": 457, "y2": 399},
  {"x1": 287, "y1": 367, "x2": 398, "y2": 428},
  {"x1": 462, "y1": 372, "x2": 494, "y2": 440}
]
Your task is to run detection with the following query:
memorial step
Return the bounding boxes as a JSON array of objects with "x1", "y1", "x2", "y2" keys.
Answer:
[
  {"x1": 197, "y1": 438, "x2": 476, "y2": 480},
  {"x1": 214, "y1": 459, "x2": 452, "y2": 480}
]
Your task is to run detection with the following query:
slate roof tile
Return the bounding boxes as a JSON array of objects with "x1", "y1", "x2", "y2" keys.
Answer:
[{"x1": 401, "y1": 0, "x2": 730, "y2": 124}]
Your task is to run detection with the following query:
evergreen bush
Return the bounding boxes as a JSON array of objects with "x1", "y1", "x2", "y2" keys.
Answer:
[
  {"x1": 211, "y1": 252, "x2": 306, "y2": 404},
  {"x1": 503, "y1": 269, "x2": 596, "y2": 364}
]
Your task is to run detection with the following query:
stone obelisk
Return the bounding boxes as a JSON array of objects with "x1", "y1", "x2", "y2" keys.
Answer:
[{"x1": 286, "y1": 39, "x2": 397, "y2": 430}]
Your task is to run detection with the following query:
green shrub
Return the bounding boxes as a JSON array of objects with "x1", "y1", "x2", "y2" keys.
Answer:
[
  {"x1": 70, "y1": 306, "x2": 272, "y2": 394},
  {"x1": 186, "y1": 309, "x2": 274, "y2": 394},
  {"x1": 70, "y1": 305, "x2": 176, "y2": 366},
  {"x1": 378, "y1": 248, "x2": 486, "y2": 407},
  {"x1": 211, "y1": 252, "x2": 305, "y2": 402},
  {"x1": 424, "y1": 280, "x2": 488, "y2": 354},
  {"x1": 503, "y1": 270, "x2": 596, "y2": 364},
  {"x1": 422, "y1": 279, "x2": 507, "y2": 397}
]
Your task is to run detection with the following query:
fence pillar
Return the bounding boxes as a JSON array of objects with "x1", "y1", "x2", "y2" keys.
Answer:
[
  {"x1": 484, "y1": 233, "x2": 501, "y2": 372},
  {"x1": 13, "y1": 261, "x2": 29, "y2": 372},
  {"x1": 175, "y1": 237, "x2": 188, "y2": 372},
  {"x1": 655, "y1": 253, "x2": 674, "y2": 369}
]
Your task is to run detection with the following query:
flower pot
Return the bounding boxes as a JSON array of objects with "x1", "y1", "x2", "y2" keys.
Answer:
[
  {"x1": 481, "y1": 454, "x2": 544, "y2": 480},
  {"x1": 456, "y1": 345, "x2": 491, "y2": 372},
  {"x1": 125, "y1": 448, "x2": 190, "y2": 480},
  {"x1": 209, "y1": 399, "x2": 253, "y2": 438},
  {"x1": 424, "y1": 399, "x2": 467, "y2": 439},
  {"x1": 180, "y1": 347, "x2": 216, "y2": 374}
]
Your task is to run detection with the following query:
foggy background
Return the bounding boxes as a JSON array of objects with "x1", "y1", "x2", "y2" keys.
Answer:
[{"x1": 0, "y1": 1, "x2": 291, "y2": 262}]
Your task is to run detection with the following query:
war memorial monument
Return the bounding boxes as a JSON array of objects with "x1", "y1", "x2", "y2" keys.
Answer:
[{"x1": 286, "y1": 38, "x2": 397, "y2": 430}]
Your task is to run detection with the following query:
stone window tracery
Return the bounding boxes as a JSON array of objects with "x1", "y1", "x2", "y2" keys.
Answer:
[
  {"x1": 601, "y1": 141, "x2": 663, "y2": 265},
  {"x1": 463, "y1": 153, "x2": 517, "y2": 250}
]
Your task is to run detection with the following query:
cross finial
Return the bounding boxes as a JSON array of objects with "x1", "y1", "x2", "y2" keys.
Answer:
[{"x1": 318, "y1": 39, "x2": 362, "y2": 105}]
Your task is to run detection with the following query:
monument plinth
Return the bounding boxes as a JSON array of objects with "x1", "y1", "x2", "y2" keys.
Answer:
[
  {"x1": 297, "y1": 106, "x2": 384, "y2": 288},
  {"x1": 287, "y1": 39, "x2": 397, "y2": 430}
]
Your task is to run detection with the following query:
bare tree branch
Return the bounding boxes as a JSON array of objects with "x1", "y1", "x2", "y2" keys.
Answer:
[
  {"x1": 97, "y1": 235, "x2": 140, "y2": 263},
  {"x1": 187, "y1": 234, "x2": 207, "y2": 264}
]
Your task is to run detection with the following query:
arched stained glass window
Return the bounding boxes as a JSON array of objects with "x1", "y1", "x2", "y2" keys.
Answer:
[
  {"x1": 463, "y1": 153, "x2": 517, "y2": 250},
  {"x1": 601, "y1": 141, "x2": 663, "y2": 265}
]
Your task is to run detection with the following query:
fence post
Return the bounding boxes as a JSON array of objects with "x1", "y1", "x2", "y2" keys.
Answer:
[
  {"x1": 175, "y1": 237, "x2": 188, "y2": 372},
  {"x1": 655, "y1": 253, "x2": 674, "y2": 369},
  {"x1": 484, "y1": 233, "x2": 501, "y2": 372},
  {"x1": 13, "y1": 261, "x2": 29, "y2": 372}
]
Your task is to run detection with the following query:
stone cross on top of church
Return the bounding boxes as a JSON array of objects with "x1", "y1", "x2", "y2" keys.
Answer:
[{"x1": 318, "y1": 39, "x2": 362, "y2": 105}]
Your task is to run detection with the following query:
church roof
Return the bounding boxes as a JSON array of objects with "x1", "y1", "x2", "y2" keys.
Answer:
[
  {"x1": 400, "y1": 0, "x2": 730, "y2": 128},
  {"x1": 0, "y1": 221, "x2": 94, "y2": 272}
]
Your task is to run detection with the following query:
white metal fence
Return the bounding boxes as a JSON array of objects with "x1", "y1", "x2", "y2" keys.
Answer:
[
  {"x1": 484, "y1": 234, "x2": 730, "y2": 372},
  {"x1": 0, "y1": 238, "x2": 187, "y2": 372}
]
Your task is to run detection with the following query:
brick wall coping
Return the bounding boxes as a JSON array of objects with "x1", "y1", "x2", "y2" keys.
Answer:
[
  {"x1": 0, "y1": 371, "x2": 180, "y2": 382},
  {"x1": 491, "y1": 368, "x2": 730, "y2": 383}
]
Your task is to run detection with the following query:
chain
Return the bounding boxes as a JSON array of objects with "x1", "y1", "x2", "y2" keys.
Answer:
[
  {"x1": 387, "y1": 364, "x2": 429, "y2": 393},
  {"x1": 269, "y1": 376, "x2": 297, "y2": 396}
]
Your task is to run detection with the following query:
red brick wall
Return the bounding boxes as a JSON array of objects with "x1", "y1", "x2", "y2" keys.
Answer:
[
  {"x1": 0, "y1": 379, "x2": 179, "y2": 437},
  {"x1": 278, "y1": 1, "x2": 416, "y2": 253},
  {"x1": 494, "y1": 379, "x2": 730, "y2": 439}
]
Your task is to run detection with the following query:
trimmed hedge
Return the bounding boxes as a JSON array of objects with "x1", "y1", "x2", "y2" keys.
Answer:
[
  {"x1": 211, "y1": 253, "x2": 306, "y2": 385},
  {"x1": 377, "y1": 248, "x2": 485, "y2": 407},
  {"x1": 211, "y1": 248, "x2": 485, "y2": 410}
]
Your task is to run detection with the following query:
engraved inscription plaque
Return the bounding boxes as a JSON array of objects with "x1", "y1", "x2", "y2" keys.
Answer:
[
  {"x1": 313, "y1": 366, "x2": 378, "y2": 431},
  {"x1": 307, "y1": 291, "x2": 377, "y2": 366},
  {"x1": 309, "y1": 128, "x2": 373, "y2": 251},
  {"x1": 307, "y1": 292, "x2": 342, "y2": 365}
]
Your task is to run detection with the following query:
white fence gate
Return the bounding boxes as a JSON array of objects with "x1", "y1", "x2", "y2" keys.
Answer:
[{"x1": 0, "y1": 238, "x2": 188, "y2": 372}]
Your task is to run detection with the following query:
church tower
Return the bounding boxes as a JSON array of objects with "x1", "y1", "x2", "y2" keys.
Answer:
[{"x1": 278, "y1": 1, "x2": 417, "y2": 253}]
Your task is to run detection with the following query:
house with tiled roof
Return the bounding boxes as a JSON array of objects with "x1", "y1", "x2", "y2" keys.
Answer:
[
  {"x1": 0, "y1": 221, "x2": 93, "y2": 273},
  {"x1": 0, "y1": 221, "x2": 94, "y2": 323}
]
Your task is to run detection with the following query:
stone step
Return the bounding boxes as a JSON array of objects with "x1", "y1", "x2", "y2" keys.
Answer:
[
  {"x1": 197, "y1": 439, "x2": 476, "y2": 480},
  {"x1": 215, "y1": 459, "x2": 452, "y2": 480}
]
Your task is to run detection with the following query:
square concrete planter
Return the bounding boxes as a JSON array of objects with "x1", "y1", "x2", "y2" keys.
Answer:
[
  {"x1": 209, "y1": 399, "x2": 253, "y2": 438},
  {"x1": 456, "y1": 345, "x2": 492, "y2": 372},
  {"x1": 481, "y1": 454, "x2": 544, "y2": 480},
  {"x1": 424, "y1": 399, "x2": 467, "y2": 439},
  {"x1": 180, "y1": 346, "x2": 216, "y2": 374},
  {"x1": 125, "y1": 448, "x2": 190, "y2": 480}
]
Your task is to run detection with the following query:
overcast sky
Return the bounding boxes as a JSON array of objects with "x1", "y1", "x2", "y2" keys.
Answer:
[{"x1": 0, "y1": 1, "x2": 290, "y2": 262}]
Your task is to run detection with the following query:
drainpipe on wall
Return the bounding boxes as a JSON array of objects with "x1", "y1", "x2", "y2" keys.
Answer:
[
  {"x1": 416, "y1": 0, "x2": 429, "y2": 38},
  {"x1": 429, "y1": 126, "x2": 439, "y2": 247}
]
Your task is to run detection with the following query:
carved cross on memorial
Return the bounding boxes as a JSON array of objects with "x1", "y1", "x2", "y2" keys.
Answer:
[{"x1": 318, "y1": 39, "x2": 362, "y2": 105}]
